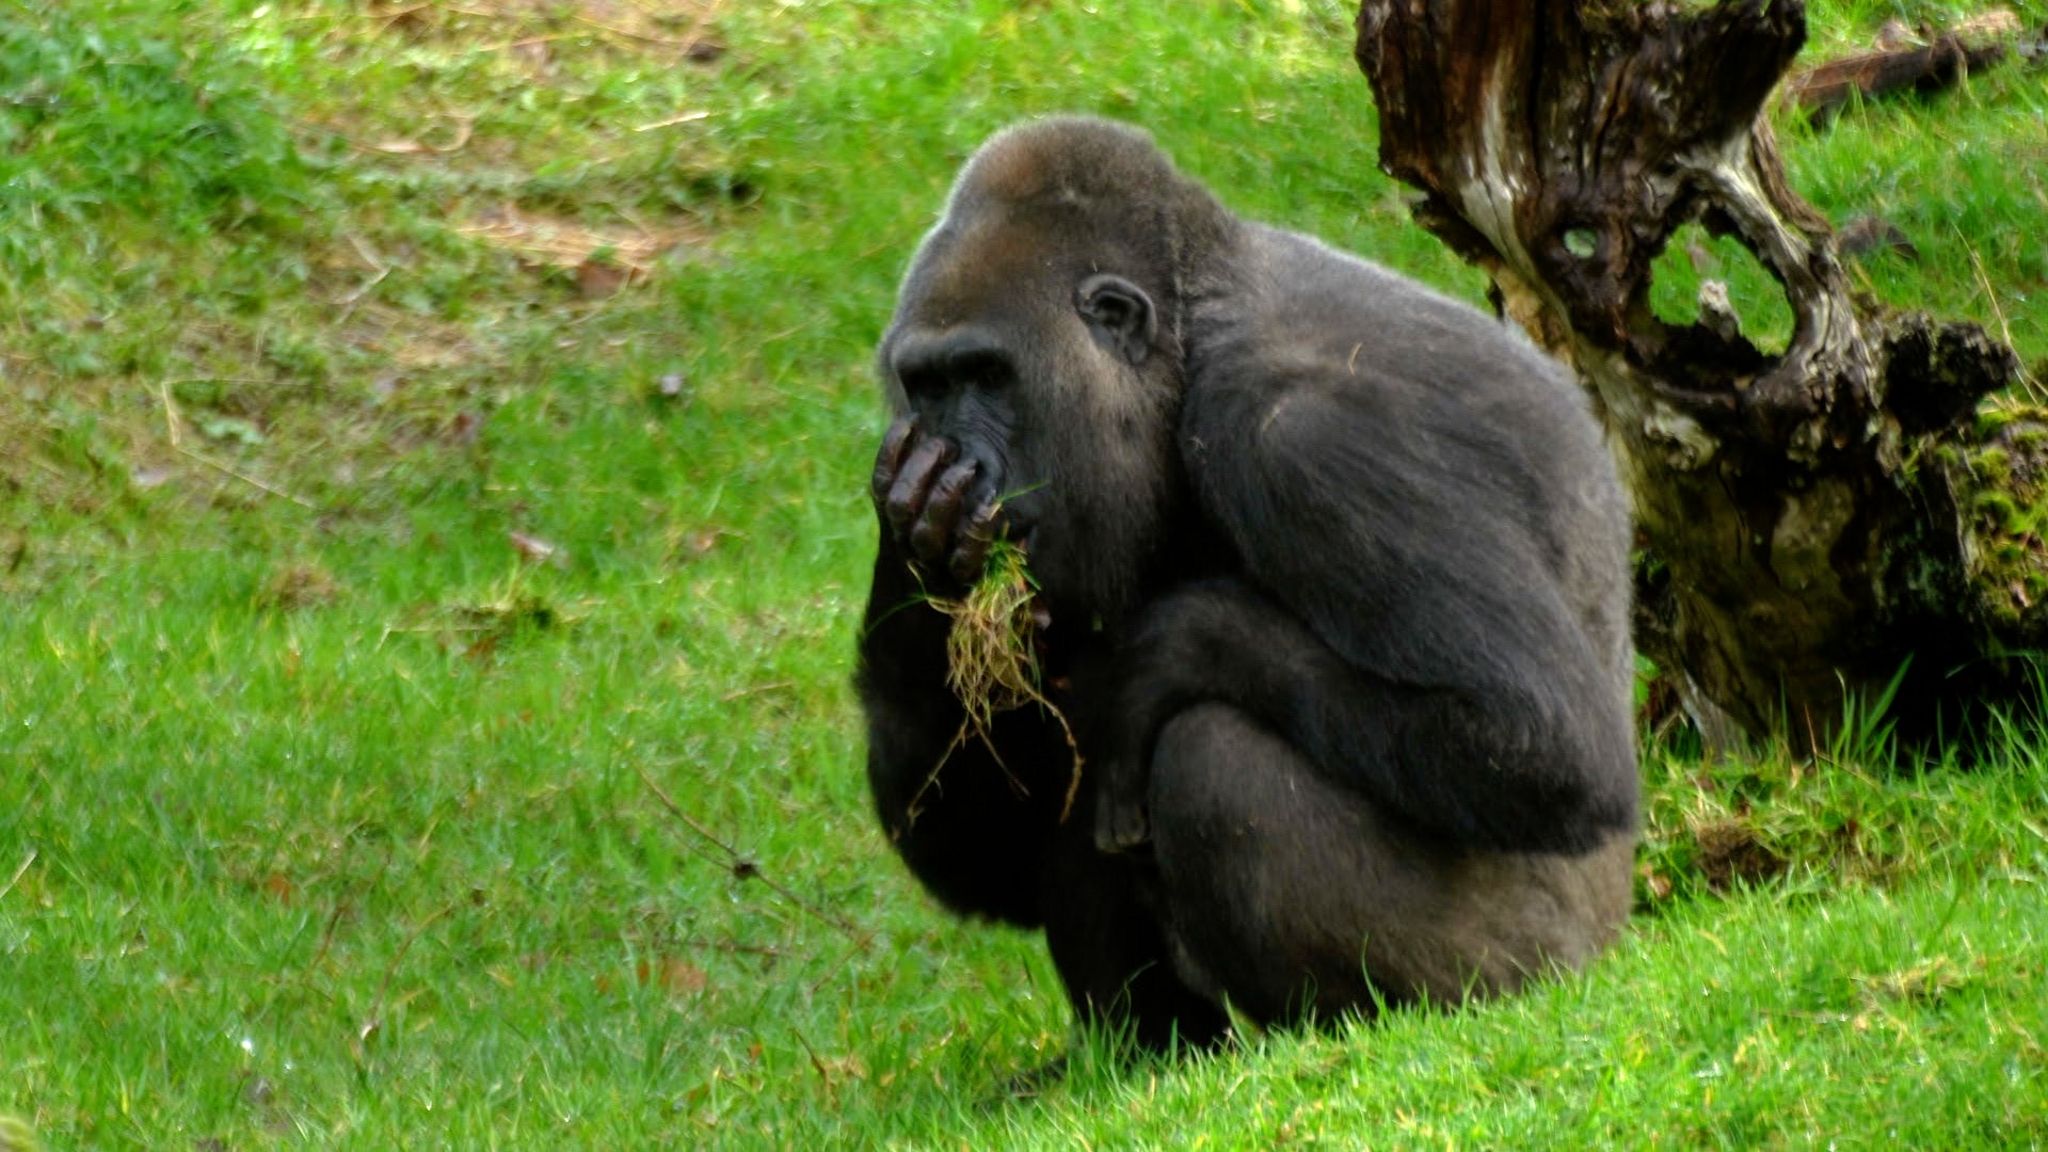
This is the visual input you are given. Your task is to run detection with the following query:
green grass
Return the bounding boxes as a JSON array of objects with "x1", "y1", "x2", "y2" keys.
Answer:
[{"x1": 3, "y1": 1, "x2": 2047, "y2": 1146}]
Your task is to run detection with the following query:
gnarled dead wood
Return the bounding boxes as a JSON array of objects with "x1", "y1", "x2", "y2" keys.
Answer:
[
  {"x1": 1785, "y1": 9, "x2": 2027, "y2": 119},
  {"x1": 1355, "y1": 0, "x2": 2032, "y2": 746}
]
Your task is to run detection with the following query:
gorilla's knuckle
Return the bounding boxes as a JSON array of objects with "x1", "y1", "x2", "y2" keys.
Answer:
[{"x1": 883, "y1": 492, "x2": 919, "y2": 533}]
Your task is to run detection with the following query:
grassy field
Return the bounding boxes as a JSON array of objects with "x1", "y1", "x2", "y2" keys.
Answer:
[{"x1": 4, "y1": 1, "x2": 2047, "y2": 1147}]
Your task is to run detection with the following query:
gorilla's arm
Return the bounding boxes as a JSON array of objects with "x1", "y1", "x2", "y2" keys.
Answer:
[
  {"x1": 856, "y1": 420, "x2": 1072, "y2": 926},
  {"x1": 1101, "y1": 579, "x2": 1631, "y2": 855},
  {"x1": 1102, "y1": 377, "x2": 1637, "y2": 856}
]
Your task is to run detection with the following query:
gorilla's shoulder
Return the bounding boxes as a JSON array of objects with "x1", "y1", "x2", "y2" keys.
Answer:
[{"x1": 1215, "y1": 224, "x2": 1572, "y2": 400}]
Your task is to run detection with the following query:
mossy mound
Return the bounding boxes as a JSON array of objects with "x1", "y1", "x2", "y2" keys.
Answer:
[{"x1": 1940, "y1": 407, "x2": 2048, "y2": 639}]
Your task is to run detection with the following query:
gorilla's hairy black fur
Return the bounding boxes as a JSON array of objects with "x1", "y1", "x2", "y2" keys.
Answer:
[{"x1": 857, "y1": 117, "x2": 1639, "y2": 1051}]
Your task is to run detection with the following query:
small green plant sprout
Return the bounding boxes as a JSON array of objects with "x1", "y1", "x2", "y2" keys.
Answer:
[{"x1": 921, "y1": 538, "x2": 1084, "y2": 823}]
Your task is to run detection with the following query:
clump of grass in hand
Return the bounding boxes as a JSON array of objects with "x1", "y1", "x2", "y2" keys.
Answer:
[
  {"x1": 942, "y1": 541, "x2": 1045, "y2": 735},
  {"x1": 919, "y1": 540, "x2": 1083, "y2": 822}
]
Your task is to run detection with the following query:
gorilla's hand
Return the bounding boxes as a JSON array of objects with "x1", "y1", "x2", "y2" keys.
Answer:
[
  {"x1": 1092, "y1": 582, "x2": 1284, "y2": 854},
  {"x1": 872, "y1": 416, "x2": 1001, "y2": 587}
]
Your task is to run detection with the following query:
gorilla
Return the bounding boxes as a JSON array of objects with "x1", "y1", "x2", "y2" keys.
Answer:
[{"x1": 856, "y1": 116, "x2": 1638, "y2": 1052}]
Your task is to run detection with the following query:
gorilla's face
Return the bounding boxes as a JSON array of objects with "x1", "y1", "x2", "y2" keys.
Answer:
[{"x1": 877, "y1": 190, "x2": 1185, "y2": 623}]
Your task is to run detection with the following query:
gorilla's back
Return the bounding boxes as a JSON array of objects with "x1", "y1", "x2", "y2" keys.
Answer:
[{"x1": 1189, "y1": 222, "x2": 1635, "y2": 693}]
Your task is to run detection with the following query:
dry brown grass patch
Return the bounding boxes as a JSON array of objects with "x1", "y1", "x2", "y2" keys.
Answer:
[{"x1": 457, "y1": 204, "x2": 704, "y2": 291}]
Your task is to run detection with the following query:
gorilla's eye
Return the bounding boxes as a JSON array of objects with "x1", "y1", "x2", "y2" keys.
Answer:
[{"x1": 1075, "y1": 273, "x2": 1158, "y2": 366}]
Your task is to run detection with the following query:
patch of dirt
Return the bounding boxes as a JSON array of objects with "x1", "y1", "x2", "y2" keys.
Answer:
[
  {"x1": 374, "y1": 0, "x2": 727, "y2": 62},
  {"x1": 338, "y1": 302, "x2": 488, "y2": 376},
  {"x1": 457, "y1": 204, "x2": 705, "y2": 290},
  {"x1": 258, "y1": 561, "x2": 344, "y2": 610}
]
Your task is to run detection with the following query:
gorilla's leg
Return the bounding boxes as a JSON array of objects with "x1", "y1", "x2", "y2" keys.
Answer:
[
  {"x1": 1147, "y1": 704, "x2": 1635, "y2": 1028},
  {"x1": 1039, "y1": 803, "x2": 1232, "y2": 1053}
]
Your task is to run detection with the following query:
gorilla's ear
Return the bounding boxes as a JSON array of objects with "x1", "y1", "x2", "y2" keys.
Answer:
[{"x1": 1076, "y1": 274, "x2": 1158, "y2": 366}]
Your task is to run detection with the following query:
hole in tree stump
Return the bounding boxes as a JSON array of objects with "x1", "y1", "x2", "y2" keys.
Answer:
[{"x1": 1647, "y1": 222, "x2": 1797, "y2": 355}]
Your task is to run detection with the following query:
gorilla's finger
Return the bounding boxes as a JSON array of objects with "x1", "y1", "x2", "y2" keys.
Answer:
[
  {"x1": 948, "y1": 502, "x2": 1000, "y2": 584},
  {"x1": 963, "y1": 471, "x2": 1003, "y2": 531},
  {"x1": 911, "y1": 460, "x2": 979, "y2": 565},
  {"x1": 1094, "y1": 788, "x2": 1151, "y2": 853},
  {"x1": 870, "y1": 416, "x2": 920, "y2": 507},
  {"x1": 885, "y1": 437, "x2": 955, "y2": 539}
]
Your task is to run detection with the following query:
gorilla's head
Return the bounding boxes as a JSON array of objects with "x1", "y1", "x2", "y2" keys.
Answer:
[{"x1": 877, "y1": 117, "x2": 1234, "y2": 620}]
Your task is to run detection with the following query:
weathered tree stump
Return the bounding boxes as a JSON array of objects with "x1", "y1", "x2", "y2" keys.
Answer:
[{"x1": 1353, "y1": 0, "x2": 2035, "y2": 747}]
